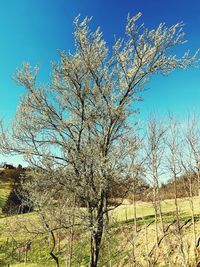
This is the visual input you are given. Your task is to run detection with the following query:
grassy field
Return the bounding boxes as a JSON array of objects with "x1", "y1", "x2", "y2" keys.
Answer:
[
  {"x1": 1, "y1": 178, "x2": 200, "y2": 266},
  {"x1": 111, "y1": 196, "x2": 200, "y2": 223}
]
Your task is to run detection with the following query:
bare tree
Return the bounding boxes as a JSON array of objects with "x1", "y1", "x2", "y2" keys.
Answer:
[
  {"x1": 145, "y1": 116, "x2": 167, "y2": 245},
  {"x1": 164, "y1": 115, "x2": 186, "y2": 266},
  {"x1": 185, "y1": 114, "x2": 200, "y2": 196},
  {"x1": 129, "y1": 136, "x2": 145, "y2": 234},
  {"x1": 126, "y1": 135, "x2": 145, "y2": 266},
  {"x1": 181, "y1": 118, "x2": 199, "y2": 263},
  {"x1": 0, "y1": 13, "x2": 198, "y2": 266},
  {"x1": 16, "y1": 170, "x2": 80, "y2": 267}
]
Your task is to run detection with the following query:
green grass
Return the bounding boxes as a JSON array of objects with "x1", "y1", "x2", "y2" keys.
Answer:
[
  {"x1": 0, "y1": 196, "x2": 5, "y2": 208},
  {"x1": 6, "y1": 264, "x2": 56, "y2": 267},
  {"x1": 110, "y1": 196, "x2": 200, "y2": 223},
  {"x1": 0, "y1": 180, "x2": 12, "y2": 219},
  {"x1": 10, "y1": 265, "x2": 46, "y2": 267},
  {"x1": 1, "y1": 176, "x2": 200, "y2": 266}
]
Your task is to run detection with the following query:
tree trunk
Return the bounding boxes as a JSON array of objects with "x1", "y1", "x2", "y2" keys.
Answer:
[
  {"x1": 89, "y1": 193, "x2": 104, "y2": 267},
  {"x1": 50, "y1": 251, "x2": 60, "y2": 267},
  {"x1": 68, "y1": 214, "x2": 75, "y2": 267},
  {"x1": 90, "y1": 231, "x2": 103, "y2": 267},
  {"x1": 132, "y1": 190, "x2": 137, "y2": 267},
  {"x1": 196, "y1": 164, "x2": 200, "y2": 197},
  {"x1": 153, "y1": 186, "x2": 159, "y2": 247},
  {"x1": 188, "y1": 177, "x2": 198, "y2": 264},
  {"x1": 25, "y1": 250, "x2": 27, "y2": 263},
  {"x1": 174, "y1": 171, "x2": 186, "y2": 266},
  {"x1": 50, "y1": 231, "x2": 60, "y2": 267}
]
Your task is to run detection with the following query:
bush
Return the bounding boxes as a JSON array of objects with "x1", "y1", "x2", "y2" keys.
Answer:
[{"x1": 2, "y1": 185, "x2": 33, "y2": 215}]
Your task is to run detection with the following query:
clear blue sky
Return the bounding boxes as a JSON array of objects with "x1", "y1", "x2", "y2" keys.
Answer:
[{"x1": 0, "y1": 0, "x2": 199, "y2": 165}]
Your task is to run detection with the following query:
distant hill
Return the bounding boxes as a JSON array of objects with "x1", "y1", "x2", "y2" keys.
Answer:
[{"x1": 158, "y1": 172, "x2": 198, "y2": 200}]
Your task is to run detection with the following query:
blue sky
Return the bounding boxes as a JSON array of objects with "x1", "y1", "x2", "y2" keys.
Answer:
[{"x1": 0, "y1": 0, "x2": 199, "y2": 164}]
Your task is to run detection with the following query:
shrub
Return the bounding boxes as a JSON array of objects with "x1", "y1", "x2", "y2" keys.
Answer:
[{"x1": 2, "y1": 185, "x2": 33, "y2": 215}]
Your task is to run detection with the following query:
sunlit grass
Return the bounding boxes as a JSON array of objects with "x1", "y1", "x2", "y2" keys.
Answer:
[
  {"x1": 11, "y1": 264, "x2": 46, "y2": 267},
  {"x1": 110, "y1": 196, "x2": 200, "y2": 223},
  {"x1": 10, "y1": 261, "x2": 58, "y2": 267},
  {"x1": 1, "y1": 176, "x2": 200, "y2": 266}
]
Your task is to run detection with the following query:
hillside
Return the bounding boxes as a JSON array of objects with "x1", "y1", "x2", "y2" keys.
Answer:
[{"x1": 1, "y1": 171, "x2": 200, "y2": 266}]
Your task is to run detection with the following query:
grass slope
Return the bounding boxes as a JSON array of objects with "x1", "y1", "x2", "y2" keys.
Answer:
[
  {"x1": 111, "y1": 197, "x2": 200, "y2": 223},
  {"x1": 1, "y1": 176, "x2": 200, "y2": 266}
]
